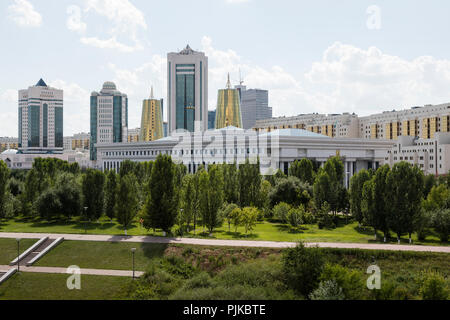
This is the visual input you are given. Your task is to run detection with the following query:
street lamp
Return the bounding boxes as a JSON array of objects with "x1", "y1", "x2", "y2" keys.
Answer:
[
  {"x1": 83, "y1": 207, "x2": 88, "y2": 234},
  {"x1": 131, "y1": 248, "x2": 136, "y2": 280},
  {"x1": 16, "y1": 238, "x2": 21, "y2": 272}
]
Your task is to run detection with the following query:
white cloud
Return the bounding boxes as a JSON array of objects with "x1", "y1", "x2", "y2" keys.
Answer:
[
  {"x1": 68, "y1": 0, "x2": 148, "y2": 52},
  {"x1": 8, "y1": 0, "x2": 42, "y2": 28},
  {"x1": 66, "y1": 5, "x2": 87, "y2": 34},
  {"x1": 226, "y1": 0, "x2": 251, "y2": 3}
]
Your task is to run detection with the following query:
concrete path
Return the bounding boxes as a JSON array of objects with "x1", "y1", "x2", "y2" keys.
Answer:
[
  {"x1": 1, "y1": 232, "x2": 449, "y2": 253},
  {"x1": 0, "y1": 265, "x2": 143, "y2": 277}
]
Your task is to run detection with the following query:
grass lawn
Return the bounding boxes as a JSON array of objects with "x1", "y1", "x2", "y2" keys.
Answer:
[
  {"x1": 0, "y1": 238, "x2": 37, "y2": 265},
  {"x1": 0, "y1": 216, "x2": 447, "y2": 246},
  {"x1": 0, "y1": 272, "x2": 131, "y2": 300},
  {"x1": 34, "y1": 240, "x2": 168, "y2": 271}
]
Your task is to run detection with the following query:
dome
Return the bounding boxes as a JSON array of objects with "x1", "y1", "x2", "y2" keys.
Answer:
[
  {"x1": 91, "y1": 91, "x2": 99, "y2": 96},
  {"x1": 1, "y1": 149, "x2": 18, "y2": 155},
  {"x1": 102, "y1": 81, "x2": 117, "y2": 91}
]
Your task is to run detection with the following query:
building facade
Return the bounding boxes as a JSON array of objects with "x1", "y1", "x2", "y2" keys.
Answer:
[
  {"x1": 96, "y1": 128, "x2": 393, "y2": 188},
  {"x1": 63, "y1": 132, "x2": 90, "y2": 151},
  {"x1": 128, "y1": 128, "x2": 140, "y2": 143},
  {"x1": 208, "y1": 110, "x2": 216, "y2": 130},
  {"x1": 18, "y1": 79, "x2": 63, "y2": 153},
  {"x1": 215, "y1": 75, "x2": 242, "y2": 129},
  {"x1": 140, "y1": 87, "x2": 164, "y2": 142},
  {"x1": 0, "y1": 137, "x2": 19, "y2": 152},
  {"x1": 90, "y1": 82, "x2": 128, "y2": 161},
  {"x1": 237, "y1": 85, "x2": 272, "y2": 130},
  {"x1": 167, "y1": 45, "x2": 208, "y2": 134}
]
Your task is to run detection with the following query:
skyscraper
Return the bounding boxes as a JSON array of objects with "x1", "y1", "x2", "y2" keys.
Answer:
[
  {"x1": 235, "y1": 84, "x2": 272, "y2": 130},
  {"x1": 18, "y1": 79, "x2": 63, "y2": 153},
  {"x1": 167, "y1": 45, "x2": 208, "y2": 134},
  {"x1": 140, "y1": 87, "x2": 164, "y2": 142},
  {"x1": 215, "y1": 74, "x2": 242, "y2": 129},
  {"x1": 90, "y1": 82, "x2": 128, "y2": 161},
  {"x1": 208, "y1": 110, "x2": 216, "y2": 130}
]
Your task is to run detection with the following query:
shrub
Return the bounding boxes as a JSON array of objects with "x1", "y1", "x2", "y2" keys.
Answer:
[
  {"x1": 418, "y1": 270, "x2": 449, "y2": 300},
  {"x1": 287, "y1": 206, "x2": 304, "y2": 228},
  {"x1": 282, "y1": 242, "x2": 325, "y2": 297},
  {"x1": 273, "y1": 202, "x2": 291, "y2": 223},
  {"x1": 319, "y1": 263, "x2": 365, "y2": 300},
  {"x1": 309, "y1": 280, "x2": 345, "y2": 300},
  {"x1": 430, "y1": 209, "x2": 450, "y2": 242}
]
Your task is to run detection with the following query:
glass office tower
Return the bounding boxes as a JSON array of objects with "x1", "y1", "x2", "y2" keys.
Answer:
[
  {"x1": 90, "y1": 82, "x2": 128, "y2": 161},
  {"x1": 140, "y1": 87, "x2": 164, "y2": 141},
  {"x1": 215, "y1": 74, "x2": 243, "y2": 129},
  {"x1": 167, "y1": 45, "x2": 208, "y2": 134},
  {"x1": 18, "y1": 79, "x2": 63, "y2": 153}
]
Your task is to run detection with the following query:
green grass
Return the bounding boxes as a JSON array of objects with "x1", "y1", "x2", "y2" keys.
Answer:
[
  {"x1": 34, "y1": 240, "x2": 168, "y2": 271},
  {"x1": 0, "y1": 238, "x2": 37, "y2": 265},
  {"x1": 0, "y1": 216, "x2": 447, "y2": 246},
  {"x1": 0, "y1": 272, "x2": 131, "y2": 300}
]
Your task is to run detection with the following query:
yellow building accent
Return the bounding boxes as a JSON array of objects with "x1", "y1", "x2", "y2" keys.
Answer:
[
  {"x1": 422, "y1": 118, "x2": 429, "y2": 139},
  {"x1": 215, "y1": 75, "x2": 242, "y2": 129},
  {"x1": 392, "y1": 122, "x2": 399, "y2": 140},
  {"x1": 402, "y1": 121, "x2": 409, "y2": 136},
  {"x1": 327, "y1": 124, "x2": 334, "y2": 137},
  {"x1": 321, "y1": 125, "x2": 327, "y2": 135},
  {"x1": 140, "y1": 87, "x2": 164, "y2": 142},
  {"x1": 72, "y1": 139, "x2": 89, "y2": 150},
  {"x1": 430, "y1": 117, "x2": 437, "y2": 139},
  {"x1": 370, "y1": 124, "x2": 378, "y2": 139},
  {"x1": 410, "y1": 120, "x2": 417, "y2": 136},
  {"x1": 385, "y1": 123, "x2": 391, "y2": 140},
  {"x1": 442, "y1": 116, "x2": 449, "y2": 132}
]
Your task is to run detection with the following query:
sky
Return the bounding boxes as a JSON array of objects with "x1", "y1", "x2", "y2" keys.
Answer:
[{"x1": 2, "y1": 0, "x2": 450, "y2": 137}]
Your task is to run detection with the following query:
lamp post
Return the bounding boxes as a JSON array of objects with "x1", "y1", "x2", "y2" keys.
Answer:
[
  {"x1": 16, "y1": 238, "x2": 21, "y2": 272},
  {"x1": 131, "y1": 248, "x2": 136, "y2": 279},
  {"x1": 83, "y1": 207, "x2": 88, "y2": 234}
]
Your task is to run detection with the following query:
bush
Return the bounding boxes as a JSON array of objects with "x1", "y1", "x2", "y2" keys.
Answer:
[
  {"x1": 282, "y1": 242, "x2": 325, "y2": 297},
  {"x1": 319, "y1": 263, "x2": 365, "y2": 300},
  {"x1": 430, "y1": 209, "x2": 450, "y2": 242},
  {"x1": 418, "y1": 270, "x2": 449, "y2": 300},
  {"x1": 309, "y1": 280, "x2": 345, "y2": 300},
  {"x1": 273, "y1": 202, "x2": 291, "y2": 223},
  {"x1": 287, "y1": 206, "x2": 304, "y2": 228}
]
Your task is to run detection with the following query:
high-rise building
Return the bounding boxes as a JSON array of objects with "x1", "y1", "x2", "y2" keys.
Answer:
[
  {"x1": 167, "y1": 45, "x2": 208, "y2": 134},
  {"x1": 128, "y1": 128, "x2": 140, "y2": 142},
  {"x1": 236, "y1": 84, "x2": 272, "y2": 130},
  {"x1": 208, "y1": 110, "x2": 216, "y2": 130},
  {"x1": 63, "y1": 132, "x2": 90, "y2": 151},
  {"x1": 215, "y1": 74, "x2": 242, "y2": 129},
  {"x1": 140, "y1": 87, "x2": 164, "y2": 141},
  {"x1": 18, "y1": 79, "x2": 63, "y2": 153},
  {"x1": 90, "y1": 82, "x2": 128, "y2": 161},
  {"x1": 163, "y1": 122, "x2": 168, "y2": 137}
]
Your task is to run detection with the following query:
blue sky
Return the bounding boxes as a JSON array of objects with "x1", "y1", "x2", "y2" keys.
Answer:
[{"x1": 2, "y1": 0, "x2": 450, "y2": 136}]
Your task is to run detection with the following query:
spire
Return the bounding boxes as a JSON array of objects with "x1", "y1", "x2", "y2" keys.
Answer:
[
  {"x1": 226, "y1": 73, "x2": 231, "y2": 89},
  {"x1": 36, "y1": 78, "x2": 47, "y2": 87},
  {"x1": 150, "y1": 86, "x2": 154, "y2": 99}
]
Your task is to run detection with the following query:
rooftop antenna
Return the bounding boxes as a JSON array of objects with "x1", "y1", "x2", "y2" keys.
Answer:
[
  {"x1": 226, "y1": 73, "x2": 232, "y2": 89},
  {"x1": 239, "y1": 68, "x2": 244, "y2": 86},
  {"x1": 150, "y1": 85, "x2": 154, "y2": 99}
]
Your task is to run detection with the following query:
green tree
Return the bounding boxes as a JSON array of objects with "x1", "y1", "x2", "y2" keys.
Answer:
[
  {"x1": 257, "y1": 179, "x2": 272, "y2": 217},
  {"x1": 230, "y1": 207, "x2": 243, "y2": 233},
  {"x1": 349, "y1": 170, "x2": 372, "y2": 225},
  {"x1": 54, "y1": 172, "x2": 82, "y2": 219},
  {"x1": 180, "y1": 174, "x2": 197, "y2": 231},
  {"x1": 219, "y1": 202, "x2": 239, "y2": 232},
  {"x1": 318, "y1": 264, "x2": 364, "y2": 300},
  {"x1": 418, "y1": 270, "x2": 449, "y2": 300},
  {"x1": 104, "y1": 170, "x2": 118, "y2": 221},
  {"x1": 386, "y1": 162, "x2": 424, "y2": 243},
  {"x1": 82, "y1": 169, "x2": 105, "y2": 221},
  {"x1": 371, "y1": 165, "x2": 391, "y2": 241},
  {"x1": 289, "y1": 159, "x2": 315, "y2": 184},
  {"x1": 430, "y1": 209, "x2": 450, "y2": 242},
  {"x1": 198, "y1": 165, "x2": 225, "y2": 234},
  {"x1": 269, "y1": 176, "x2": 311, "y2": 208},
  {"x1": 287, "y1": 206, "x2": 305, "y2": 228},
  {"x1": 0, "y1": 160, "x2": 10, "y2": 218},
  {"x1": 223, "y1": 163, "x2": 239, "y2": 204},
  {"x1": 241, "y1": 207, "x2": 259, "y2": 234},
  {"x1": 144, "y1": 155, "x2": 176, "y2": 234},
  {"x1": 272, "y1": 202, "x2": 291, "y2": 223},
  {"x1": 282, "y1": 242, "x2": 325, "y2": 297},
  {"x1": 115, "y1": 174, "x2": 139, "y2": 235},
  {"x1": 422, "y1": 185, "x2": 450, "y2": 212},
  {"x1": 36, "y1": 189, "x2": 61, "y2": 220},
  {"x1": 238, "y1": 159, "x2": 261, "y2": 207},
  {"x1": 423, "y1": 174, "x2": 437, "y2": 198}
]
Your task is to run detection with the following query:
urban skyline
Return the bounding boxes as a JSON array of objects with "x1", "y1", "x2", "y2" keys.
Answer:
[{"x1": 3, "y1": 1, "x2": 450, "y2": 137}]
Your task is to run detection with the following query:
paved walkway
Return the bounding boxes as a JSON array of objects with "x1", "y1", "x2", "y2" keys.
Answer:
[
  {"x1": 1, "y1": 232, "x2": 449, "y2": 253},
  {"x1": 0, "y1": 265, "x2": 143, "y2": 277}
]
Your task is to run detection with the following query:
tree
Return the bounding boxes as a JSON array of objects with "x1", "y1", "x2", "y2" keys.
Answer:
[
  {"x1": 104, "y1": 170, "x2": 118, "y2": 221},
  {"x1": 430, "y1": 209, "x2": 450, "y2": 242},
  {"x1": 349, "y1": 170, "x2": 371, "y2": 226},
  {"x1": 272, "y1": 202, "x2": 291, "y2": 223},
  {"x1": 289, "y1": 159, "x2": 315, "y2": 184},
  {"x1": 0, "y1": 161, "x2": 10, "y2": 218},
  {"x1": 238, "y1": 159, "x2": 261, "y2": 207},
  {"x1": 282, "y1": 242, "x2": 325, "y2": 297},
  {"x1": 423, "y1": 174, "x2": 437, "y2": 198},
  {"x1": 198, "y1": 165, "x2": 225, "y2": 234},
  {"x1": 144, "y1": 155, "x2": 176, "y2": 234},
  {"x1": 219, "y1": 203, "x2": 239, "y2": 232},
  {"x1": 180, "y1": 174, "x2": 198, "y2": 231},
  {"x1": 318, "y1": 264, "x2": 364, "y2": 300},
  {"x1": 115, "y1": 174, "x2": 139, "y2": 235},
  {"x1": 82, "y1": 169, "x2": 105, "y2": 221},
  {"x1": 418, "y1": 270, "x2": 449, "y2": 300},
  {"x1": 313, "y1": 170, "x2": 333, "y2": 211},
  {"x1": 222, "y1": 163, "x2": 239, "y2": 204},
  {"x1": 269, "y1": 176, "x2": 311, "y2": 208},
  {"x1": 230, "y1": 207, "x2": 242, "y2": 233},
  {"x1": 386, "y1": 162, "x2": 424, "y2": 244},
  {"x1": 371, "y1": 165, "x2": 391, "y2": 241},
  {"x1": 54, "y1": 172, "x2": 82, "y2": 219},
  {"x1": 257, "y1": 180, "x2": 272, "y2": 217},
  {"x1": 36, "y1": 189, "x2": 61, "y2": 220},
  {"x1": 422, "y1": 185, "x2": 450, "y2": 212},
  {"x1": 287, "y1": 206, "x2": 305, "y2": 228},
  {"x1": 241, "y1": 207, "x2": 259, "y2": 234}
]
